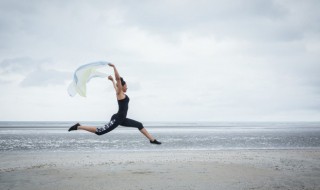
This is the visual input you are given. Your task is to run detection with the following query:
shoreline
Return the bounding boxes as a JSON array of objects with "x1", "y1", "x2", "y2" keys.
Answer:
[{"x1": 1, "y1": 149, "x2": 320, "y2": 189}]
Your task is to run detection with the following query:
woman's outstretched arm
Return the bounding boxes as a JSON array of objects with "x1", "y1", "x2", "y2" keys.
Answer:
[
  {"x1": 108, "y1": 63, "x2": 122, "y2": 94},
  {"x1": 108, "y1": 75, "x2": 117, "y2": 92},
  {"x1": 108, "y1": 63, "x2": 120, "y2": 80}
]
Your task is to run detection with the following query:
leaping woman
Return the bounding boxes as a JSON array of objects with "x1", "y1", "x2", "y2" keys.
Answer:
[{"x1": 68, "y1": 63, "x2": 161, "y2": 145}]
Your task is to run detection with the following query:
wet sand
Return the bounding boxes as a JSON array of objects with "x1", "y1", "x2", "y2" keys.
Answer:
[{"x1": 1, "y1": 150, "x2": 320, "y2": 190}]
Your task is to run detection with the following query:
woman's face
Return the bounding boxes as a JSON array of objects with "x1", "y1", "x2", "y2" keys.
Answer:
[{"x1": 122, "y1": 84, "x2": 127, "y2": 92}]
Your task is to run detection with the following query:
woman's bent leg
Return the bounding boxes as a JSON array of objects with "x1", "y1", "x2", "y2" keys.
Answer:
[
  {"x1": 139, "y1": 128, "x2": 155, "y2": 141},
  {"x1": 121, "y1": 118, "x2": 155, "y2": 141}
]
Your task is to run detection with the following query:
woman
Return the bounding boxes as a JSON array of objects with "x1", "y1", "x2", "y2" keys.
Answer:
[{"x1": 68, "y1": 63, "x2": 161, "y2": 145}]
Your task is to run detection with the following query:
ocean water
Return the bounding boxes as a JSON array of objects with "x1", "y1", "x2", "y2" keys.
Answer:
[{"x1": 0, "y1": 121, "x2": 320, "y2": 152}]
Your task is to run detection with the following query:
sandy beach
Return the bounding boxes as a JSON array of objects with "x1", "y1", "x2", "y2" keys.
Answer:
[{"x1": 1, "y1": 149, "x2": 319, "y2": 190}]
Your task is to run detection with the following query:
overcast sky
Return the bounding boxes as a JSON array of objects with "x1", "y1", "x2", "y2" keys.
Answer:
[{"x1": 0, "y1": 0, "x2": 319, "y2": 122}]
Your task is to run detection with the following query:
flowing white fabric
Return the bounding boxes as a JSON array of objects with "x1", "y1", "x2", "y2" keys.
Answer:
[{"x1": 68, "y1": 61, "x2": 109, "y2": 97}]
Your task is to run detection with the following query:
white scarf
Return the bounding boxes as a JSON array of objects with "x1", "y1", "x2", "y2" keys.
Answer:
[{"x1": 68, "y1": 61, "x2": 109, "y2": 97}]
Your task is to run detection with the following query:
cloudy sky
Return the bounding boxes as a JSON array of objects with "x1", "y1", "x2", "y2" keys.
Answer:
[{"x1": 0, "y1": 0, "x2": 319, "y2": 122}]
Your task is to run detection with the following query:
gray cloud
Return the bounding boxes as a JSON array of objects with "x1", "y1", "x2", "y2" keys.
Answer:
[
  {"x1": 0, "y1": 56, "x2": 71, "y2": 86},
  {"x1": 20, "y1": 68, "x2": 71, "y2": 87},
  {"x1": 120, "y1": 0, "x2": 286, "y2": 29},
  {"x1": 0, "y1": 57, "x2": 43, "y2": 73},
  {"x1": 116, "y1": 0, "x2": 320, "y2": 43}
]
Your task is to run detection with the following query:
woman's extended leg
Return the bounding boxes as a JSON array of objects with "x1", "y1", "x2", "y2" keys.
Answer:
[
  {"x1": 78, "y1": 125, "x2": 97, "y2": 133},
  {"x1": 68, "y1": 123, "x2": 97, "y2": 133},
  {"x1": 69, "y1": 114, "x2": 119, "y2": 135}
]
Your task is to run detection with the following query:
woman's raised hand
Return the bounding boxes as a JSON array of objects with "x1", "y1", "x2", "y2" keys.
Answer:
[
  {"x1": 108, "y1": 75, "x2": 114, "y2": 81},
  {"x1": 108, "y1": 63, "x2": 115, "y2": 67}
]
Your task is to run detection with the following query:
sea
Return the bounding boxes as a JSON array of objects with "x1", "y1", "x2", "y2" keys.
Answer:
[{"x1": 1, "y1": 121, "x2": 320, "y2": 152}]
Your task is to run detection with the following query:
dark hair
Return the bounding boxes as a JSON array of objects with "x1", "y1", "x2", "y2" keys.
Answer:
[{"x1": 120, "y1": 77, "x2": 126, "y2": 86}]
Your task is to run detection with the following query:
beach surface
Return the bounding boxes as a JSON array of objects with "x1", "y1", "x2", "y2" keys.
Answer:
[{"x1": 1, "y1": 150, "x2": 320, "y2": 190}]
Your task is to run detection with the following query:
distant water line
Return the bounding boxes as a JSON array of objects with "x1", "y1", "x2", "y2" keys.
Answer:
[{"x1": 0, "y1": 121, "x2": 320, "y2": 152}]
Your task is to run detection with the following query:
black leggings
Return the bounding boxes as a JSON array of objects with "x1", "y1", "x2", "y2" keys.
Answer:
[{"x1": 95, "y1": 114, "x2": 144, "y2": 136}]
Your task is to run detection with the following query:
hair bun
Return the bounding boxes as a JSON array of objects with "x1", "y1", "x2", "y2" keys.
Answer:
[{"x1": 120, "y1": 77, "x2": 126, "y2": 86}]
